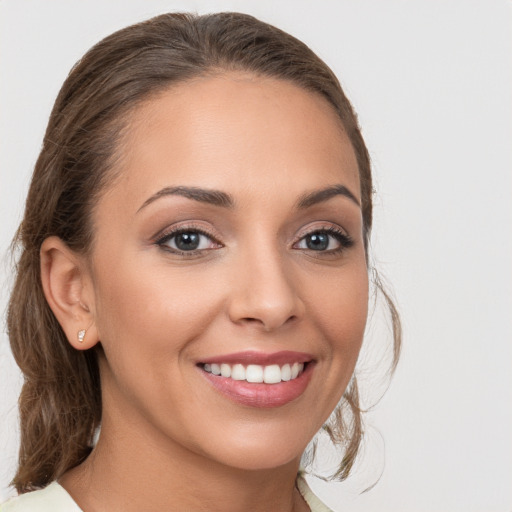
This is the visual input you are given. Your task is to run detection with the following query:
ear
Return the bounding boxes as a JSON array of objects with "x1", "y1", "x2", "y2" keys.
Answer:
[{"x1": 40, "y1": 236, "x2": 99, "y2": 350}]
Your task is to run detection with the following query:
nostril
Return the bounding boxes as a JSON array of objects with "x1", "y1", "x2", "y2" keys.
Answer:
[{"x1": 240, "y1": 313, "x2": 298, "y2": 329}]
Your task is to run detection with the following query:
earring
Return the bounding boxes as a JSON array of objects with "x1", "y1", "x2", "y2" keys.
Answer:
[{"x1": 77, "y1": 329, "x2": 86, "y2": 343}]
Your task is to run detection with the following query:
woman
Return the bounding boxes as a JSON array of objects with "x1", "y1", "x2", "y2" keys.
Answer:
[{"x1": 3, "y1": 12, "x2": 400, "y2": 511}]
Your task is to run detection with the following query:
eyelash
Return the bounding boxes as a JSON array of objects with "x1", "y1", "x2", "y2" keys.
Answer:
[
  {"x1": 155, "y1": 224, "x2": 353, "y2": 257},
  {"x1": 293, "y1": 226, "x2": 354, "y2": 256},
  {"x1": 155, "y1": 224, "x2": 222, "y2": 256}
]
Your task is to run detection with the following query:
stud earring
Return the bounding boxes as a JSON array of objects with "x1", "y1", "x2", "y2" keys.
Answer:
[{"x1": 77, "y1": 329, "x2": 86, "y2": 344}]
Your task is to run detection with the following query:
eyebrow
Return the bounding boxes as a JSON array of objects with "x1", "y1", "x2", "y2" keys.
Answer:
[
  {"x1": 296, "y1": 184, "x2": 360, "y2": 209},
  {"x1": 137, "y1": 186, "x2": 234, "y2": 212}
]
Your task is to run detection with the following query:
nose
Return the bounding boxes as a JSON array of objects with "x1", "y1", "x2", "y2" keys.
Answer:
[{"x1": 227, "y1": 245, "x2": 305, "y2": 332}]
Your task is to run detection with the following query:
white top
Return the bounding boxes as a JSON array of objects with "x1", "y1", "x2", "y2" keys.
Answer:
[
  {"x1": 0, "y1": 482, "x2": 80, "y2": 512},
  {"x1": 296, "y1": 474, "x2": 335, "y2": 512},
  {"x1": 1, "y1": 475, "x2": 334, "y2": 511}
]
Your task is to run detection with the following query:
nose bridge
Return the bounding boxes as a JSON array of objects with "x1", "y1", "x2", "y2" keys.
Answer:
[{"x1": 227, "y1": 234, "x2": 304, "y2": 331}]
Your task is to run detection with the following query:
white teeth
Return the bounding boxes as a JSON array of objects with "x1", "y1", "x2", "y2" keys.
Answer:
[
  {"x1": 246, "y1": 365, "x2": 264, "y2": 383},
  {"x1": 263, "y1": 364, "x2": 281, "y2": 384},
  {"x1": 220, "y1": 364, "x2": 231, "y2": 378},
  {"x1": 281, "y1": 363, "x2": 291, "y2": 381},
  {"x1": 291, "y1": 362, "x2": 300, "y2": 379},
  {"x1": 202, "y1": 361, "x2": 306, "y2": 384},
  {"x1": 231, "y1": 364, "x2": 246, "y2": 380}
]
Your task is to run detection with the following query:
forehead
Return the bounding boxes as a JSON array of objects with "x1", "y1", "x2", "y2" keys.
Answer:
[{"x1": 103, "y1": 73, "x2": 360, "y2": 211}]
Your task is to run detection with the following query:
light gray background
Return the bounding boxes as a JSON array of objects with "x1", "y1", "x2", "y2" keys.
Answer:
[{"x1": 1, "y1": 1, "x2": 511, "y2": 510}]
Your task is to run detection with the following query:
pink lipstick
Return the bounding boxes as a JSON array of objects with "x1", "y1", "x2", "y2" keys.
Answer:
[{"x1": 197, "y1": 351, "x2": 315, "y2": 408}]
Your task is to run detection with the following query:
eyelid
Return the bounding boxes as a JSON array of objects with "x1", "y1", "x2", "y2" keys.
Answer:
[
  {"x1": 153, "y1": 221, "x2": 223, "y2": 253},
  {"x1": 292, "y1": 222, "x2": 354, "y2": 252},
  {"x1": 152, "y1": 220, "x2": 221, "y2": 240},
  {"x1": 151, "y1": 220, "x2": 353, "y2": 257},
  {"x1": 293, "y1": 222, "x2": 351, "y2": 242}
]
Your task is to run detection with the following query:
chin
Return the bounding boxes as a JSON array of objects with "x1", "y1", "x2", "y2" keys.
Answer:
[
  {"x1": 219, "y1": 448, "x2": 302, "y2": 472},
  {"x1": 199, "y1": 425, "x2": 311, "y2": 472}
]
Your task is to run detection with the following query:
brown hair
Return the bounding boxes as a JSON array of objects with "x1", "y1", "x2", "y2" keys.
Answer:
[{"x1": 7, "y1": 12, "x2": 401, "y2": 492}]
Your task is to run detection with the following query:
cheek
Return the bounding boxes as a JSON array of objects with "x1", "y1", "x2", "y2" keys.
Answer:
[
  {"x1": 313, "y1": 269, "x2": 368, "y2": 417},
  {"x1": 90, "y1": 254, "x2": 228, "y2": 438},
  {"x1": 310, "y1": 263, "x2": 369, "y2": 367},
  {"x1": 91, "y1": 254, "x2": 223, "y2": 368}
]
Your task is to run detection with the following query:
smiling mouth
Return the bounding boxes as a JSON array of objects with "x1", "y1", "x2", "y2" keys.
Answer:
[
  {"x1": 201, "y1": 362, "x2": 306, "y2": 384},
  {"x1": 197, "y1": 350, "x2": 315, "y2": 407}
]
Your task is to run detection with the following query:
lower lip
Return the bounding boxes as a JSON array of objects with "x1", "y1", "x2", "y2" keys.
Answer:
[{"x1": 199, "y1": 363, "x2": 315, "y2": 408}]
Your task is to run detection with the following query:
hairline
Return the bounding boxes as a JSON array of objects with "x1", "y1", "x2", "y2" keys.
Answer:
[{"x1": 86, "y1": 68, "x2": 356, "y2": 255}]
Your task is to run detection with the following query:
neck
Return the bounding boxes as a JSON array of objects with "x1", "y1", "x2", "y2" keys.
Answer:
[{"x1": 60, "y1": 409, "x2": 309, "y2": 512}]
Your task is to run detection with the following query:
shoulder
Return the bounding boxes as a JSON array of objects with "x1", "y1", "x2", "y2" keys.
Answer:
[{"x1": 0, "y1": 482, "x2": 82, "y2": 512}]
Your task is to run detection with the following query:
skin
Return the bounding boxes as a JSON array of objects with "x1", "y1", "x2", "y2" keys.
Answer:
[{"x1": 42, "y1": 74, "x2": 369, "y2": 511}]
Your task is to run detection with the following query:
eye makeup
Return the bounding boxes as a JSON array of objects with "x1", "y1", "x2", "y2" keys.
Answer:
[
  {"x1": 294, "y1": 225, "x2": 353, "y2": 253},
  {"x1": 154, "y1": 222, "x2": 223, "y2": 257},
  {"x1": 153, "y1": 219, "x2": 354, "y2": 260}
]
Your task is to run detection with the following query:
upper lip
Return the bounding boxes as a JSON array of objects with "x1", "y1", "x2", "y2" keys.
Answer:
[{"x1": 199, "y1": 350, "x2": 314, "y2": 366}]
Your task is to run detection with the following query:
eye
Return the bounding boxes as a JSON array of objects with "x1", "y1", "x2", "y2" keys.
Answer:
[
  {"x1": 156, "y1": 228, "x2": 221, "y2": 254},
  {"x1": 294, "y1": 227, "x2": 353, "y2": 253}
]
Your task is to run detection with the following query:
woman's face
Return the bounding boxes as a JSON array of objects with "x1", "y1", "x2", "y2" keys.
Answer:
[{"x1": 86, "y1": 74, "x2": 368, "y2": 471}]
